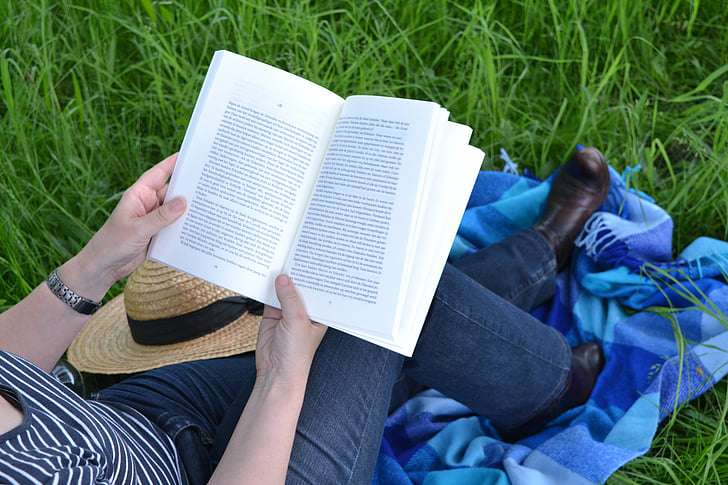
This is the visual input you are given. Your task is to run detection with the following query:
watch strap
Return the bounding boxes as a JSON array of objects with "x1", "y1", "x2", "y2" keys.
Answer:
[{"x1": 46, "y1": 269, "x2": 101, "y2": 315}]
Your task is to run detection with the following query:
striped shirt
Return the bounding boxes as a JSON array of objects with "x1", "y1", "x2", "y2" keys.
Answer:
[{"x1": 0, "y1": 351, "x2": 185, "y2": 484}]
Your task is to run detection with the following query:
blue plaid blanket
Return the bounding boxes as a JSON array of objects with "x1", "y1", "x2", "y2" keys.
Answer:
[{"x1": 374, "y1": 157, "x2": 728, "y2": 484}]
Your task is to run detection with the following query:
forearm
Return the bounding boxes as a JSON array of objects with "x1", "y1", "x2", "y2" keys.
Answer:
[
  {"x1": 210, "y1": 374, "x2": 308, "y2": 485},
  {"x1": 0, "y1": 248, "x2": 113, "y2": 371},
  {"x1": 0, "y1": 153, "x2": 185, "y2": 372}
]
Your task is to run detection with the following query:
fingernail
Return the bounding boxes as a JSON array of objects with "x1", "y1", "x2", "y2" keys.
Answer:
[
  {"x1": 170, "y1": 197, "x2": 186, "y2": 213},
  {"x1": 278, "y1": 274, "x2": 290, "y2": 286},
  {"x1": 575, "y1": 144, "x2": 585, "y2": 152}
]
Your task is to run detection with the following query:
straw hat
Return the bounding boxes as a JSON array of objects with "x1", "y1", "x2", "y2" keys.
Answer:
[{"x1": 67, "y1": 261, "x2": 261, "y2": 374}]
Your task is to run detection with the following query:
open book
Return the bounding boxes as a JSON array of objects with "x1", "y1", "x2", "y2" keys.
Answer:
[{"x1": 149, "y1": 50, "x2": 484, "y2": 356}]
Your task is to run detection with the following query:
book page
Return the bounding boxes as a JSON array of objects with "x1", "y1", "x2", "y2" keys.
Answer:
[
  {"x1": 397, "y1": 143, "x2": 483, "y2": 354},
  {"x1": 149, "y1": 51, "x2": 344, "y2": 305},
  {"x1": 336, "y1": 128, "x2": 482, "y2": 356},
  {"x1": 284, "y1": 95, "x2": 439, "y2": 336}
]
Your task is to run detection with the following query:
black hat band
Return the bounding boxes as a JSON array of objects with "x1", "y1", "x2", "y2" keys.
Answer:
[{"x1": 127, "y1": 296, "x2": 263, "y2": 345}]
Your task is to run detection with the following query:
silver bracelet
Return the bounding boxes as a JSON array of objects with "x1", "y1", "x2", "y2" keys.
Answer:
[{"x1": 46, "y1": 269, "x2": 101, "y2": 315}]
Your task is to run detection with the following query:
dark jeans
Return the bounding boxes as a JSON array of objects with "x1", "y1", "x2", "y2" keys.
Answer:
[{"x1": 96, "y1": 229, "x2": 570, "y2": 484}]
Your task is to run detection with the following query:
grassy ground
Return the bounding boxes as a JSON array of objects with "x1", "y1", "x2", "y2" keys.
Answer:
[{"x1": 1, "y1": 0, "x2": 727, "y2": 482}]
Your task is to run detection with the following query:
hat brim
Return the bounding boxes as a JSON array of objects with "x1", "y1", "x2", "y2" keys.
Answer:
[{"x1": 68, "y1": 295, "x2": 260, "y2": 374}]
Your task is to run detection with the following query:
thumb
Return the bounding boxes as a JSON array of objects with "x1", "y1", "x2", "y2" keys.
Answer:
[
  {"x1": 139, "y1": 196, "x2": 186, "y2": 237},
  {"x1": 274, "y1": 275, "x2": 308, "y2": 324}
]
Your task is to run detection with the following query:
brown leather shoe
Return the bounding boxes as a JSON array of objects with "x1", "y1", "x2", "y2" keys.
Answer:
[
  {"x1": 502, "y1": 342, "x2": 605, "y2": 441},
  {"x1": 534, "y1": 147, "x2": 610, "y2": 270},
  {"x1": 557, "y1": 342, "x2": 605, "y2": 414}
]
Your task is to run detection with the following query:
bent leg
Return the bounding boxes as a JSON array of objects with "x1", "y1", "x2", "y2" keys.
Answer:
[
  {"x1": 405, "y1": 264, "x2": 570, "y2": 431},
  {"x1": 389, "y1": 229, "x2": 561, "y2": 413}
]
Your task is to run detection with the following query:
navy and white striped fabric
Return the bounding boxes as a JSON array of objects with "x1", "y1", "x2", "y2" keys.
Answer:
[{"x1": 0, "y1": 351, "x2": 185, "y2": 484}]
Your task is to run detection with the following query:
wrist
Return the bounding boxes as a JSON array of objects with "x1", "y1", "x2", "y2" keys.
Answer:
[
  {"x1": 254, "y1": 369, "x2": 310, "y2": 396},
  {"x1": 57, "y1": 249, "x2": 114, "y2": 303},
  {"x1": 250, "y1": 378, "x2": 307, "y2": 411}
]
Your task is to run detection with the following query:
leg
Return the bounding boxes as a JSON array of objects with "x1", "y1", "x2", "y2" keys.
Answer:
[
  {"x1": 401, "y1": 228, "x2": 566, "y2": 428},
  {"x1": 208, "y1": 329, "x2": 403, "y2": 485},
  {"x1": 405, "y1": 263, "x2": 571, "y2": 431},
  {"x1": 386, "y1": 228, "x2": 559, "y2": 414},
  {"x1": 97, "y1": 354, "x2": 257, "y2": 485},
  {"x1": 453, "y1": 146, "x2": 611, "y2": 311},
  {"x1": 452, "y1": 228, "x2": 557, "y2": 311},
  {"x1": 287, "y1": 332, "x2": 402, "y2": 484},
  {"x1": 101, "y1": 334, "x2": 400, "y2": 485},
  {"x1": 404, "y1": 148, "x2": 611, "y2": 431}
]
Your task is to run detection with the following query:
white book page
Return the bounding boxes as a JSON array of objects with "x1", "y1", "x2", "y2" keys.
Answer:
[
  {"x1": 284, "y1": 95, "x2": 439, "y2": 337},
  {"x1": 149, "y1": 51, "x2": 344, "y2": 305},
  {"x1": 397, "y1": 144, "x2": 484, "y2": 355},
  {"x1": 339, "y1": 132, "x2": 483, "y2": 356},
  {"x1": 396, "y1": 122, "x2": 473, "y2": 333}
]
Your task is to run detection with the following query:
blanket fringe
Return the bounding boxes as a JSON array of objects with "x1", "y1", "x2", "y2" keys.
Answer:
[
  {"x1": 500, "y1": 148, "x2": 519, "y2": 175},
  {"x1": 575, "y1": 213, "x2": 621, "y2": 259}
]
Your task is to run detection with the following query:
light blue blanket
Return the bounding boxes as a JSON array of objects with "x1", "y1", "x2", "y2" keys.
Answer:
[{"x1": 374, "y1": 158, "x2": 728, "y2": 484}]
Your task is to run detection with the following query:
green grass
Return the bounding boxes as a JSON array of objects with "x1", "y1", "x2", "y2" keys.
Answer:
[{"x1": 1, "y1": 0, "x2": 727, "y2": 482}]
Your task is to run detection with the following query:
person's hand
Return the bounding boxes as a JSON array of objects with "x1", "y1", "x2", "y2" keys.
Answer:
[
  {"x1": 59, "y1": 154, "x2": 186, "y2": 301},
  {"x1": 255, "y1": 275, "x2": 327, "y2": 390}
]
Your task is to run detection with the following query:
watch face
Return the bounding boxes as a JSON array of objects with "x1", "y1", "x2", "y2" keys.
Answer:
[{"x1": 75, "y1": 300, "x2": 100, "y2": 315}]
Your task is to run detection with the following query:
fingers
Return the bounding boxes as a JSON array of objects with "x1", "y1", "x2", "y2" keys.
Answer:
[
  {"x1": 138, "y1": 196, "x2": 186, "y2": 237},
  {"x1": 157, "y1": 183, "x2": 169, "y2": 204},
  {"x1": 274, "y1": 275, "x2": 309, "y2": 324},
  {"x1": 136, "y1": 153, "x2": 178, "y2": 190}
]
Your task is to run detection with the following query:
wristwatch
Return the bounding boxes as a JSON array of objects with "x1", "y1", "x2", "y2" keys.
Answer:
[{"x1": 46, "y1": 269, "x2": 101, "y2": 315}]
